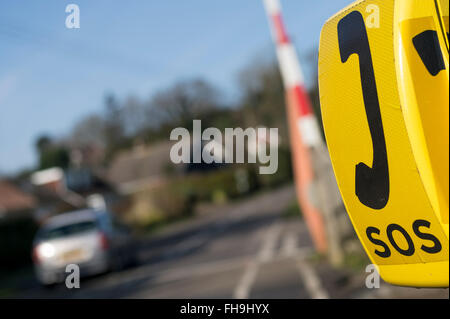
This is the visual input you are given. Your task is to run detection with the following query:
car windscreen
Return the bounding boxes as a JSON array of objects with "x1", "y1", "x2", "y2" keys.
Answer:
[{"x1": 39, "y1": 220, "x2": 98, "y2": 240}]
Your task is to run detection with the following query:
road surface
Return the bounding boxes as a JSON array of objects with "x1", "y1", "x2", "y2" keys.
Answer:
[{"x1": 17, "y1": 185, "x2": 449, "y2": 299}]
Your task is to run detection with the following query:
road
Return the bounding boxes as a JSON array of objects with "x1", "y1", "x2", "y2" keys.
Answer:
[{"x1": 18, "y1": 185, "x2": 449, "y2": 299}]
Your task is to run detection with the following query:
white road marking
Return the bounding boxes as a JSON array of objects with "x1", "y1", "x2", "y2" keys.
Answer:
[
  {"x1": 258, "y1": 224, "x2": 282, "y2": 262},
  {"x1": 233, "y1": 223, "x2": 282, "y2": 299},
  {"x1": 296, "y1": 258, "x2": 329, "y2": 299},
  {"x1": 279, "y1": 230, "x2": 328, "y2": 299},
  {"x1": 281, "y1": 232, "x2": 298, "y2": 257},
  {"x1": 233, "y1": 260, "x2": 259, "y2": 299}
]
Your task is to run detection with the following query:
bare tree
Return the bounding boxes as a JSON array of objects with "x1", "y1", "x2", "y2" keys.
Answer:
[
  {"x1": 69, "y1": 114, "x2": 106, "y2": 148},
  {"x1": 236, "y1": 57, "x2": 287, "y2": 143},
  {"x1": 121, "y1": 95, "x2": 148, "y2": 137},
  {"x1": 150, "y1": 78, "x2": 221, "y2": 126}
]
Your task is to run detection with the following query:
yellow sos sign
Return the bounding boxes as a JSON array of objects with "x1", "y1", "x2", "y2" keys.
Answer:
[{"x1": 319, "y1": 0, "x2": 449, "y2": 287}]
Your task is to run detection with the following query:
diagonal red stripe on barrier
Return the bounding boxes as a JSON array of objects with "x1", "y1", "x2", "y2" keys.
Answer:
[
  {"x1": 290, "y1": 85, "x2": 313, "y2": 117},
  {"x1": 272, "y1": 14, "x2": 290, "y2": 44}
]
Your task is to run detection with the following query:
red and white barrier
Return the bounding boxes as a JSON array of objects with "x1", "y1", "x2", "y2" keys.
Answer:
[
  {"x1": 263, "y1": 0, "x2": 328, "y2": 254},
  {"x1": 263, "y1": 0, "x2": 323, "y2": 148}
]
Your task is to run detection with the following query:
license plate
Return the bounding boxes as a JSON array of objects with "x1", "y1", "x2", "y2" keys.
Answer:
[{"x1": 61, "y1": 249, "x2": 84, "y2": 263}]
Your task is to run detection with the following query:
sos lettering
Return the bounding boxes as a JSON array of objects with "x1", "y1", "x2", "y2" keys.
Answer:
[{"x1": 366, "y1": 219, "x2": 442, "y2": 258}]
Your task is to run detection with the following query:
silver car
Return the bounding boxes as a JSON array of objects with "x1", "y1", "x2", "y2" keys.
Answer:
[{"x1": 32, "y1": 209, "x2": 135, "y2": 286}]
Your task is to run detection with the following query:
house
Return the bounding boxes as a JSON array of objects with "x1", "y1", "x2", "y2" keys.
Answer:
[
  {"x1": 0, "y1": 180, "x2": 38, "y2": 271},
  {"x1": 106, "y1": 129, "x2": 279, "y2": 195},
  {"x1": 106, "y1": 141, "x2": 176, "y2": 195},
  {"x1": 30, "y1": 166, "x2": 118, "y2": 223},
  {"x1": 0, "y1": 180, "x2": 36, "y2": 220}
]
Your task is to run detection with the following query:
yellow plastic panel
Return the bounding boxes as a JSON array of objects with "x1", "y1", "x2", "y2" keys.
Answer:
[
  {"x1": 319, "y1": 0, "x2": 449, "y2": 287},
  {"x1": 394, "y1": 0, "x2": 449, "y2": 238}
]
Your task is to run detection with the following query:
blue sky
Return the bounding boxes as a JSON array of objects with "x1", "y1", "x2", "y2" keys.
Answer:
[{"x1": 0, "y1": 0, "x2": 351, "y2": 175}]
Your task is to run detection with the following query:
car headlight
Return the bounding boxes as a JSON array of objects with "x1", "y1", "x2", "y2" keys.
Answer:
[{"x1": 38, "y1": 243, "x2": 55, "y2": 258}]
